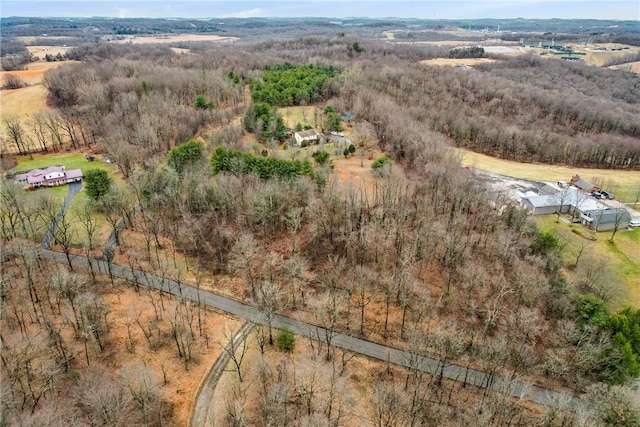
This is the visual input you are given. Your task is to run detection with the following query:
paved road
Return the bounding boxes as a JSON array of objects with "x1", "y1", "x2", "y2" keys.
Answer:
[
  {"x1": 43, "y1": 182, "x2": 82, "y2": 249},
  {"x1": 39, "y1": 249, "x2": 589, "y2": 414},
  {"x1": 102, "y1": 204, "x2": 140, "y2": 259},
  {"x1": 188, "y1": 322, "x2": 253, "y2": 427}
]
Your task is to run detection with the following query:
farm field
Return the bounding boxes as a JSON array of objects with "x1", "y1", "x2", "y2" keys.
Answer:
[
  {"x1": 533, "y1": 215, "x2": 640, "y2": 310},
  {"x1": 26, "y1": 45, "x2": 74, "y2": 60},
  {"x1": 609, "y1": 61, "x2": 640, "y2": 74},
  {"x1": 109, "y1": 34, "x2": 238, "y2": 44},
  {"x1": 456, "y1": 148, "x2": 640, "y2": 203},
  {"x1": 420, "y1": 57, "x2": 497, "y2": 67},
  {"x1": 1, "y1": 60, "x2": 77, "y2": 153},
  {"x1": 0, "y1": 84, "x2": 48, "y2": 121}
]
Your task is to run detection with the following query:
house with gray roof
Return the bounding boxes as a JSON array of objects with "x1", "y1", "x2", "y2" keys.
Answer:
[
  {"x1": 580, "y1": 208, "x2": 631, "y2": 231},
  {"x1": 521, "y1": 187, "x2": 604, "y2": 216},
  {"x1": 521, "y1": 193, "x2": 568, "y2": 215},
  {"x1": 570, "y1": 174, "x2": 599, "y2": 193}
]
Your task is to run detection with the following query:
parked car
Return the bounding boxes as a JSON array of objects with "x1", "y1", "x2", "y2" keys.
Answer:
[
  {"x1": 591, "y1": 192, "x2": 603, "y2": 199},
  {"x1": 630, "y1": 220, "x2": 640, "y2": 228},
  {"x1": 601, "y1": 191, "x2": 614, "y2": 200}
]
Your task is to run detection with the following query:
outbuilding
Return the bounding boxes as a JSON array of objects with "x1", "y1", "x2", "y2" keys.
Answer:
[{"x1": 580, "y1": 208, "x2": 631, "y2": 231}]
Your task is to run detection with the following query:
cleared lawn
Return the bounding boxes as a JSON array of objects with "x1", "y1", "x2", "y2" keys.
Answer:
[
  {"x1": 16, "y1": 152, "x2": 110, "y2": 172},
  {"x1": 278, "y1": 106, "x2": 321, "y2": 130},
  {"x1": 533, "y1": 215, "x2": 640, "y2": 310},
  {"x1": 456, "y1": 148, "x2": 640, "y2": 203}
]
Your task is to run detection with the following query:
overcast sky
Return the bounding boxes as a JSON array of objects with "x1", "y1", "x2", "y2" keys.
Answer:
[{"x1": 2, "y1": 0, "x2": 639, "y2": 20}]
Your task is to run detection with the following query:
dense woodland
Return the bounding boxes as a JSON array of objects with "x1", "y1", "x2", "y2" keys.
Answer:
[{"x1": 2, "y1": 19, "x2": 640, "y2": 426}]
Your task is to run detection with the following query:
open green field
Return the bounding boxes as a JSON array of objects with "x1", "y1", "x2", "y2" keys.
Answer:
[
  {"x1": 457, "y1": 148, "x2": 640, "y2": 203},
  {"x1": 16, "y1": 152, "x2": 114, "y2": 173},
  {"x1": 533, "y1": 215, "x2": 640, "y2": 310},
  {"x1": 278, "y1": 106, "x2": 320, "y2": 130}
]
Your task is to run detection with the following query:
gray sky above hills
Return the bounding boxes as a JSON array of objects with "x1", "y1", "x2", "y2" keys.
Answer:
[{"x1": 2, "y1": 0, "x2": 638, "y2": 20}]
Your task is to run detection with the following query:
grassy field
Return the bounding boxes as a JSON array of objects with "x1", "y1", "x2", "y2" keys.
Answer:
[
  {"x1": 109, "y1": 34, "x2": 238, "y2": 44},
  {"x1": 0, "y1": 84, "x2": 48, "y2": 121},
  {"x1": 609, "y1": 61, "x2": 640, "y2": 75},
  {"x1": 533, "y1": 215, "x2": 640, "y2": 310},
  {"x1": 420, "y1": 58, "x2": 497, "y2": 67},
  {"x1": 26, "y1": 46, "x2": 74, "y2": 60},
  {"x1": 278, "y1": 106, "x2": 320, "y2": 130},
  {"x1": 456, "y1": 148, "x2": 640, "y2": 203},
  {"x1": 1, "y1": 61, "x2": 77, "y2": 153},
  {"x1": 16, "y1": 152, "x2": 110, "y2": 173}
]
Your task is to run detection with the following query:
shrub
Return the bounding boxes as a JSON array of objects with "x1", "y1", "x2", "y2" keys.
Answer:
[
  {"x1": 312, "y1": 150, "x2": 329, "y2": 165},
  {"x1": 167, "y1": 139, "x2": 203, "y2": 173},
  {"x1": 530, "y1": 229, "x2": 559, "y2": 255},
  {"x1": 277, "y1": 327, "x2": 295, "y2": 352},
  {"x1": 577, "y1": 294, "x2": 609, "y2": 328},
  {"x1": 2, "y1": 74, "x2": 27, "y2": 90},
  {"x1": 195, "y1": 95, "x2": 215, "y2": 110},
  {"x1": 371, "y1": 155, "x2": 393, "y2": 172}
]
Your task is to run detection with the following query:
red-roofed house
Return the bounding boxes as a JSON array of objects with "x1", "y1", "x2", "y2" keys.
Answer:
[{"x1": 16, "y1": 166, "x2": 83, "y2": 188}]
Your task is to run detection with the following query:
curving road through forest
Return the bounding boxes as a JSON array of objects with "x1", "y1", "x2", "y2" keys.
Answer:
[{"x1": 38, "y1": 249, "x2": 590, "y2": 417}]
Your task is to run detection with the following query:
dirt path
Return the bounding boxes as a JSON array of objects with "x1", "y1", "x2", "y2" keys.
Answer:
[
  {"x1": 188, "y1": 322, "x2": 253, "y2": 427},
  {"x1": 38, "y1": 249, "x2": 590, "y2": 415}
]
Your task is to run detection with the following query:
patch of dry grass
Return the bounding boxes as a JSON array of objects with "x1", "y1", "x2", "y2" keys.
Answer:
[
  {"x1": 420, "y1": 57, "x2": 497, "y2": 67},
  {"x1": 608, "y1": 61, "x2": 640, "y2": 75},
  {"x1": 110, "y1": 34, "x2": 238, "y2": 44},
  {"x1": 26, "y1": 46, "x2": 74, "y2": 60},
  {"x1": 0, "y1": 84, "x2": 48, "y2": 122}
]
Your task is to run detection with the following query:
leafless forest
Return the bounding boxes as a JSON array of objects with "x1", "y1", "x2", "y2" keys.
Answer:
[{"x1": 2, "y1": 17, "x2": 640, "y2": 426}]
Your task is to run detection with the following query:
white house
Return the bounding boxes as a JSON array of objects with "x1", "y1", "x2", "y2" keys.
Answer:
[
  {"x1": 293, "y1": 130, "x2": 319, "y2": 146},
  {"x1": 16, "y1": 165, "x2": 83, "y2": 188}
]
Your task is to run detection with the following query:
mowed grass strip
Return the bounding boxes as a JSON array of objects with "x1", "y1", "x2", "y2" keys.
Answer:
[
  {"x1": 533, "y1": 216, "x2": 640, "y2": 309},
  {"x1": 456, "y1": 148, "x2": 640, "y2": 203}
]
